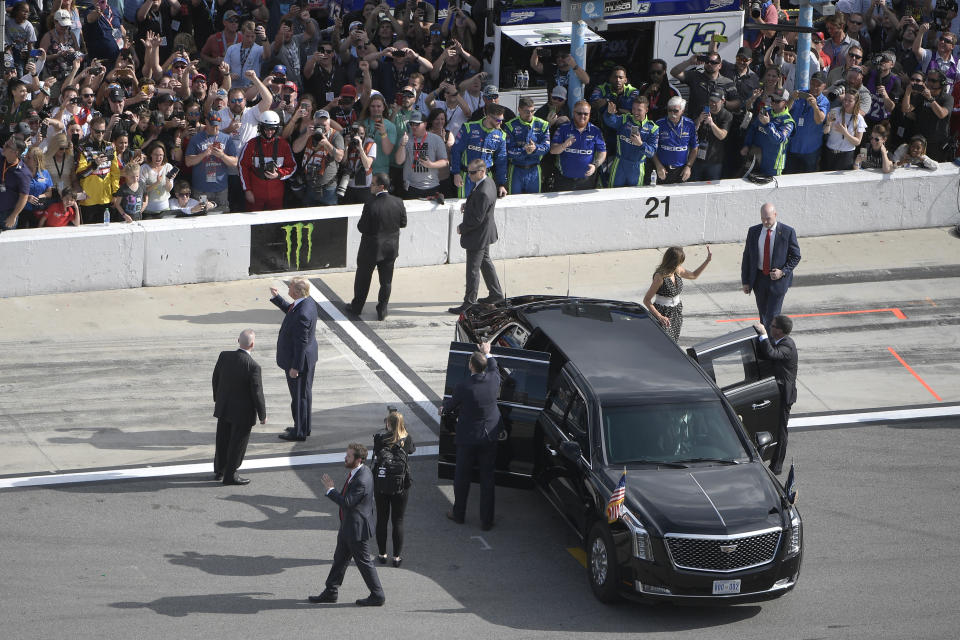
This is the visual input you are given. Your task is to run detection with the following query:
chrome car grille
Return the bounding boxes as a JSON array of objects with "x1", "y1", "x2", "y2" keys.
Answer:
[{"x1": 664, "y1": 528, "x2": 782, "y2": 573}]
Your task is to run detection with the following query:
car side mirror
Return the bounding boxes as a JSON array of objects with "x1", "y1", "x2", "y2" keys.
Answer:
[
  {"x1": 559, "y1": 440, "x2": 582, "y2": 462},
  {"x1": 755, "y1": 431, "x2": 773, "y2": 457}
]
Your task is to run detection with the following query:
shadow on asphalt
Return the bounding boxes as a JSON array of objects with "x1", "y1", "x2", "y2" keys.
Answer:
[
  {"x1": 110, "y1": 594, "x2": 310, "y2": 617},
  {"x1": 164, "y1": 551, "x2": 326, "y2": 576}
]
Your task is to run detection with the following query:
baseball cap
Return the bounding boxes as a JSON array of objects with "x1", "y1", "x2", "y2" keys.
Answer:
[
  {"x1": 158, "y1": 92, "x2": 175, "y2": 102},
  {"x1": 272, "y1": 64, "x2": 287, "y2": 76},
  {"x1": 25, "y1": 108, "x2": 39, "y2": 121},
  {"x1": 482, "y1": 84, "x2": 499, "y2": 98},
  {"x1": 878, "y1": 50, "x2": 896, "y2": 63},
  {"x1": 314, "y1": 109, "x2": 330, "y2": 119},
  {"x1": 54, "y1": 9, "x2": 72, "y2": 26},
  {"x1": 551, "y1": 85, "x2": 567, "y2": 99},
  {"x1": 350, "y1": 20, "x2": 364, "y2": 31},
  {"x1": 407, "y1": 110, "x2": 424, "y2": 124},
  {"x1": 283, "y1": 81, "x2": 298, "y2": 92},
  {"x1": 223, "y1": 9, "x2": 239, "y2": 21},
  {"x1": 848, "y1": 64, "x2": 865, "y2": 75},
  {"x1": 173, "y1": 56, "x2": 189, "y2": 66},
  {"x1": 340, "y1": 84, "x2": 358, "y2": 98},
  {"x1": 812, "y1": 31, "x2": 824, "y2": 42},
  {"x1": 398, "y1": 87, "x2": 415, "y2": 97},
  {"x1": 810, "y1": 71, "x2": 827, "y2": 84},
  {"x1": 708, "y1": 89, "x2": 725, "y2": 101},
  {"x1": 192, "y1": 73, "x2": 207, "y2": 84},
  {"x1": 215, "y1": 88, "x2": 227, "y2": 97},
  {"x1": 736, "y1": 46, "x2": 752, "y2": 59},
  {"x1": 773, "y1": 87, "x2": 790, "y2": 102},
  {"x1": 109, "y1": 87, "x2": 125, "y2": 102},
  {"x1": 206, "y1": 110, "x2": 222, "y2": 123}
]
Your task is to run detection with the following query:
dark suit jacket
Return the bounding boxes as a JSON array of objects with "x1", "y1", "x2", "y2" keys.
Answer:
[
  {"x1": 741, "y1": 222, "x2": 801, "y2": 293},
  {"x1": 459, "y1": 176, "x2": 498, "y2": 251},
  {"x1": 326, "y1": 464, "x2": 376, "y2": 541},
  {"x1": 758, "y1": 335, "x2": 798, "y2": 406},
  {"x1": 272, "y1": 295, "x2": 319, "y2": 372},
  {"x1": 357, "y1": 191, "x2": 408, "y2": 263},
  {"x1": 212, "y1": 349, "x2": 267, "y2": 428},
  {"x1": 442, "y1": 356, "x2": 503, "y2": 445}
]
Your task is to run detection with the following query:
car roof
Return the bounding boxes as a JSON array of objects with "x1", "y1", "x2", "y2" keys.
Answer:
[{"x1": 520, "y1": 299, "x2": 718, "y2": 404}]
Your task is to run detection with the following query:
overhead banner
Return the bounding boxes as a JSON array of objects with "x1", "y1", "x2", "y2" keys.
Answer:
[
  {"x1": 250, "y1": 218, "x2": 348, "y2": 275},
  {"x1": 501, "y1": 22, "x2": 606, "y2": 48}
]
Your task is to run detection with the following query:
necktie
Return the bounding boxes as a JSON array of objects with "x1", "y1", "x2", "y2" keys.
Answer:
[
  {"x1": 339, "y1": 472, "x2": 352, "y2": 521},
  {"x1": 762, "y1": 228, "x2": 772, "y2": 275}
]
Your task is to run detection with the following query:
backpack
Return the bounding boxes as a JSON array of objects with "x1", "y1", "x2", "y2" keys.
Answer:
[{"x1": 374, "y1": 441, "x2": 409, "y2": 495}]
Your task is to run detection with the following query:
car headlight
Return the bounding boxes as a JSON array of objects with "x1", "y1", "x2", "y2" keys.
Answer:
[
  {"x1": 622, "y1": 509, "x2": 653, "y2": 561},
  {"x1": 785, "y1": 506, "x2": 802, "y2": 557}
]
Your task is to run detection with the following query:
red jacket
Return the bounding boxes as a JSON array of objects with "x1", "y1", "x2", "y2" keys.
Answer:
[{"x1": 238, "y1": 135, "x2": 296, "y2": 194}]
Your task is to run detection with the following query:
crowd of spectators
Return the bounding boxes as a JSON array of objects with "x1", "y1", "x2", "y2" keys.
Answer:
[{"x1": 0, "y1": 0, "x2": 953, "y2": 229}]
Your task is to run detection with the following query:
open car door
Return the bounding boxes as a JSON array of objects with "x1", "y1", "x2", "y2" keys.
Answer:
[
  {"x1": 687, "y1": 328, "x2": 782, "y2": 459},
  {"x1": 438, "y1": 341, "x2": 551, "y2": 488}
]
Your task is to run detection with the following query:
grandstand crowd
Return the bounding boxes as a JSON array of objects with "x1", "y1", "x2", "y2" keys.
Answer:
[{"x1": 0, "y1": 0, "x2": 953, "y2": 228}]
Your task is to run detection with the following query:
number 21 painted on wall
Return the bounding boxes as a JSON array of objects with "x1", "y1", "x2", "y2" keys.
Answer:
[{"x1": 673, "y1": 22, "x2": 726, "y2": 57}]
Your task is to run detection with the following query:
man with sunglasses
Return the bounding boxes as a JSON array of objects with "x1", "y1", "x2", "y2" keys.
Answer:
[
  {"x1": 0, "y1": 136, "x2": 31, "y2": 231},
  {"x1": 550, "y1": 100, "x2": 606, "y2": 191},
  {"x1": 741, "y1": 87, "x2": 795, "y2": 178},
  {"x1": 864, "y1": 51, "x2": 903, "y2": 125},
  {"x1": 651, "y1": 96, "x2": 697, "y2": 184},
  {"x1": 200, "y1": 10, "x2": 242, "y2": 86},
  {"x1": 185, "y1": 111, "x2": 238, "y2": 212},
  {"x1": 305, "y1": 42, "x2": 349, "y2": 112},
  {"x1": 636, "y1": 59, "x2": 680, "y2": 122},
  {"x1": 450, "y1": 104, "x2": 508, "y2": 198},
  {"x1": 603, "y1": 95, "x2": 658, "y2": 187},
  {"x1": 670, "y1": 53, "x2": 736, "y2": 120},
  {"x1": 902, "y1": 68, "x2": 954, "y2": 161},
  {"x1": 914, "y1": 24, "x2": 959, "y2": 91},
  {"x1": 239, "y1": 110, "x2": 297, "y2": 211},
  {"x1": 826, "y1": 45, "x2": 865, "y2": 87},
  {"x1": 217, "y1": 70, "x2": 274, "y2": 210},
  {"x1": 503, "y1": 97, "x2": 550, "y2": 194},
  {"x1": 75, "y1": 117, "x2": 121, "y2": 224}
]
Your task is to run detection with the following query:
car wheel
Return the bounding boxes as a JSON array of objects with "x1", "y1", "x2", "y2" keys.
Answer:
[{"x1": 587, "y1": 521, "x2": 621, "y2": 603}]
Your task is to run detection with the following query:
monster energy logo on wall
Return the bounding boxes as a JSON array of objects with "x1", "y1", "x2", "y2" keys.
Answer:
[
  {"x1": 250, "y1": 218, "x2": 348, "y2": 275},
  {"x1": 282, "y1": 222, "x2": 314, "y2": 270}
]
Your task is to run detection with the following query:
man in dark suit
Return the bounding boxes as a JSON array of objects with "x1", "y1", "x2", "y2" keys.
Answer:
[
  {"x1": 754, "y1": 316, "x2": 798, "y2": 475},
  {"x1": 270, "y1": 277, "x2": 319, "y2": 442},
  {"x1": 741, "y1": 202, "x2": 802, "y2": 329},
  {"x1": 448, "y1": 159, "x2": 504, "y2": 315},
  {"x1": 212, "y1": 329, "x2": 268, "y2": 485},
  {"x1": 442, "y1": 341, "x2": 501, "y2": 530},
  {"x1": 348, "y1": 173, "x2": 408, "y2": 321},
  {"x1": 310, "y1": 443, "x2": 386, "y2": 607}
]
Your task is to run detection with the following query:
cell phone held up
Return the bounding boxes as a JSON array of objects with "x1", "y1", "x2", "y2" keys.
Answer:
[{"x1": 166, "y1": 166, "x2": 179, "y2": 179}]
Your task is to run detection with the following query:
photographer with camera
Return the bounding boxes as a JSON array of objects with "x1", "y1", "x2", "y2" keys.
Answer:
[
  {"x1": 293, "y1": 109, "x2": 344, "y2": 206},
  {"x1": 39, "y1": 10, "x2": 83, "y2": 83},
  {"x1": 339, "y1": 122, "x2": 377, "y2": 204},
  {"x1": 744, "y1": 0, "x2": 778, "y2": 51},
  {"x1": 304, "y1": 43, "x2": 350, "y2": 114},
  {"x1": 865, "y1": 51, "x2": 903, "y2": 125},
  {"x1": 901, "y1": 68, "x2": 954, "y2": 161},
  {"x1": 786, "y1": 72, "x2": 830, "y2": 173},
  {"x1": 740, "y1": 87, "x2": 794, "y2": 178},
  {"x1": 913, "y1": 21, "x2": 958, "y2": 91},
  {"x1": 238, "y1": 110, "x2": 296, "y2": 211},
  {"x1": 75, "y1": 117, "x2": 121, "y2": 223},
  {"x1": 185, "y1": 111, "x2": 238, "y2": 212},
  {"x1": 431, "y1": 39, "x2": 480, "y2": 88}
]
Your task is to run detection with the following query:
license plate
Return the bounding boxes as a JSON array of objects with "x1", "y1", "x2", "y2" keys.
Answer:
[{"x1": 712, "y1": 579, "x2": 741, "y2": 595}]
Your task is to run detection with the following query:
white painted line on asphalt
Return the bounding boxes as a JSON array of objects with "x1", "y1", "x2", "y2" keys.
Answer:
[
  {"x1": 790, "y1": 405, "x2": 960, "y2": 428},
  {"x1": 471, "y1": 536, "x2": 492, "y2": 550},
  {"x1": 309, "y1": 286, "x2": 440, "y2": 426},
  {"x1": 0, "y1": 445, "x2": 440, "y2": 491}
]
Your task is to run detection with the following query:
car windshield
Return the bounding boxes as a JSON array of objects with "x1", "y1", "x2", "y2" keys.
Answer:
[{"x1": 602, "y1": 401, "x2": 749, "y2": 465}]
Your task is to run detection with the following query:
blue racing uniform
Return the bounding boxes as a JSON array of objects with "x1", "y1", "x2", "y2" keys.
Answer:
[
  {"x1": 743, "y1": 108, "x2": 796, "y2": 176},
  {"x1": 602, "y1": 112, "x2": 658, "y2": 187},
  {"x1": 504, "y1": 115, "x2": 550, "y2": 194},
  {"x1": 653, "y1": 116, "x2": 699, "y2": 169},
  {"x1": 552, "y1": 121, "x2": 606, "y2": 179},
  {"x1": 590, "y1": 82, "x2": 640, "y2": 112},
  {"x1": 450, "y1": 120, "x2": 508, "y2": 197}
]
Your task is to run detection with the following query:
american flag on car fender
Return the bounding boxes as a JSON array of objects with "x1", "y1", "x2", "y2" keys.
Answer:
[{"x1": 606, "y1": 468, "x2": 627, "y2": 523}]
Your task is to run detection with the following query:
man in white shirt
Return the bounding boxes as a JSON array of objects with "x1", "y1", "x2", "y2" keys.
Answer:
[{"x1": 217, "y1": 70, "x2": 274, "y2": 212}]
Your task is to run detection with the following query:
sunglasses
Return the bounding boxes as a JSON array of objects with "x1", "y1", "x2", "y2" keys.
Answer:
[
  {"x1": 319, "y1": 48, "x2": 334, "y2": 54},
  {"x1": 871, "y1": 136, "x2": 884, "y2": 141},
  {"x1": 705, "y1": 58, "x2": 721, "y2": 65},
  {"x1": 173, "y1": 64, "x2": 186, "y2": 70},
  {"x1": 92, "y1": 129, "x2": 106, "y2": 134},
  {"x1": 468, "y1": 168, "x2": 483, "y2": 174},
  {"x1": 848, "y1": 20, "x2": 862, "y2": 25},
  {"x1": 230, "y1": 98, "x2": 244, "y2": 103},
  {"x1": 940, "y1": 37, "x2": 955, "y2": 43},
  {"x1": 848, "y1": 52, "x2": 862, "y2": 59},
  {"x1": 926, "y1": 78, "x2": 942, "y2": 83},
  {"x1": 82, "y1": 93, "x2": 95, "y2": 98},
  {"x1": 177, "y1": 192, "x2": 191, "y2": 197},
  {"x1": 551, "y1": 96, "x2": 564, "y2": 101}
]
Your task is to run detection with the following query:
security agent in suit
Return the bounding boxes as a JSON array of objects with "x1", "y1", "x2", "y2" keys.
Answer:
[
  {"x1": 442, "y1": 341, "x2": 502, "y2": 530},
  {"x1": 741, "y1": 202, "x2": 802, "y2": 329},
  {"x1": 754, "y1": 316, "x2": 798, "y2": 475},
  {"x1": 348, "y1": 173, "x2": 408, "y2": 321},
  {"x1": 212, "y1": 329, "x2": 267, "y2": 485},
  {"x1": 310, "y1": 443, "x2": 386, "y2": 607},
  {"x1": 448, "y1": 158, "x2": 504, "y2": 315},
  {"x1": 270, "y1": 277, "x2": 319, "y2": 442}
]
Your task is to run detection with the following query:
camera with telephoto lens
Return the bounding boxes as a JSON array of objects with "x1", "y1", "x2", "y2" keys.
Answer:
[
  {"x1": 750, "y1": 0, "x2": 765, "y2": 18},
  {"x1": 348, "y1": 123, "x2": 361, "y2": 147},
  {"x1": 336, "y1": 170, "x2": 351, "y2": 198},
  {"x1": 312, "y1": 126, "x2": 326, "y2": 143},
  {"x1": 932, "y1": 0, "x2": 957, "y2": 30},
  {"x1": 826, "y1": 84, "x2": 845, "y2": 102}
]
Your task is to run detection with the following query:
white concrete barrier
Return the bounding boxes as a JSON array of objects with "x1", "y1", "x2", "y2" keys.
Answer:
[
  {"x1": 447, "y1": 164, "x2": 960, "y2": 263},
  {"x1": 2, "y1": 165, "x2": 957, "y2": 298},
  {"x1": 0, "y1": 223, "x2": 145, "y2": 298}
]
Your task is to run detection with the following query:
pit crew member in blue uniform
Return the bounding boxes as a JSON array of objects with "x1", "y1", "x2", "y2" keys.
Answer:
[
  {"x1": 450, "y1": 104, "x2": 508, "y2": 198},
  {"x1": 504, "y1": 97, "x2": 550, "y2": 194},
  {"x1": 602, "y1": 95, "x2": 658, "y2": 187},
  {"x1": 652, "y1": 96, "x2": 699, "y2": 184},
  {"x1": 549, "y1": 100, "x2": 607, "y2": 191},
  {"x1": 741, "y1": 87, "x2": 796, "y2": 177}
]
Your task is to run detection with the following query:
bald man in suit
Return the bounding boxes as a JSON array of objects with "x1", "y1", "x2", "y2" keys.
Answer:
[{"x1": 212, "y1": 329, "x2": 267, "y2": 485}]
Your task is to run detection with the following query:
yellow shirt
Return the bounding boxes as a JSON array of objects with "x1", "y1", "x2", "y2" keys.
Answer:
[{"x1": 76, "y1": 153, "x2": 121, "y2": 206}]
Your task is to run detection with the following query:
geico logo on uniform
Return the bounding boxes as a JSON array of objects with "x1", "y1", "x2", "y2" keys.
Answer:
[
  {"x1": 467, "y1": 145, "x2": 496, "y2": 154},
  {"x1": 565, "y1": 148, "x2": 595, "y2": 155},
  {"x1": 661, "y1": 145, "x2": 689, "y2": 152}
]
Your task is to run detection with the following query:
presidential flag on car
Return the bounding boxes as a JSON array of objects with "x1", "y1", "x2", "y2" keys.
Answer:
[
  {"x1": 606, "y1": 468, "x2": 627, "y2": 523},
  {"x1": 784, "y1": 463, "x2": 798, "y2": 505}
]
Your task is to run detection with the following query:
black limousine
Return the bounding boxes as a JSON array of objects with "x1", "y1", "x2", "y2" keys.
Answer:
[{"x1": 439, "y1": 296, "x2": 802, "y2": 604}]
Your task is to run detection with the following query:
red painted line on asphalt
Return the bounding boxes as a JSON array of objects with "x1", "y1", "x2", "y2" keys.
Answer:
[
  {"x1": 888, "y1": 347, "x2": 943, "y2": 402},
  {"x1": 717, "y1": 308, "x2": 907, "y2": 323}
]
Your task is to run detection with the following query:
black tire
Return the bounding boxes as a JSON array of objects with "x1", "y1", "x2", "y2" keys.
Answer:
[{"x1": 587, "y1": 521, "x2": 621, "y2": 604}]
